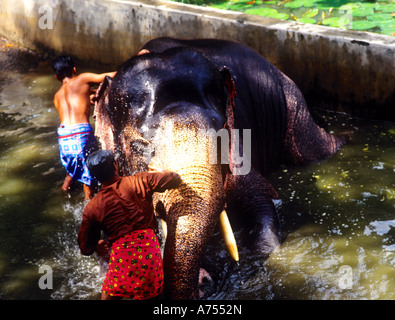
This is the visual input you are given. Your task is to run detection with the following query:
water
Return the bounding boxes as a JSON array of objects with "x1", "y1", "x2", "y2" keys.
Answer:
[
  {"x1": 1, "y1": 39, "x2": 394, "y2": 300},
  {"x1": 0, "y1": 38, "x2": 105, "y2": 299},
  {"x1": 204, "y1": 112, "x2": 395, "y2": 299},
  {"x1": 172, "y1": 0, "x2": 395, "y2": 36}
]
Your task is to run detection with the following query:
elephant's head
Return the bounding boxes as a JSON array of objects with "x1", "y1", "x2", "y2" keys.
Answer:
[{"x1": 94, "y1": 48, "x2": 238, "y2": 299}]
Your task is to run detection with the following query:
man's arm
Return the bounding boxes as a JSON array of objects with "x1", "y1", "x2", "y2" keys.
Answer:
[
  {"x1": 78, "y1": 206, "x2": 101, "y2": 256},
  {"x1": 77, "y1": 71, "x2": 117, "y2": 85},
  {"x1": 146, "y1": 171, "x2": 182, "y2": 193}
]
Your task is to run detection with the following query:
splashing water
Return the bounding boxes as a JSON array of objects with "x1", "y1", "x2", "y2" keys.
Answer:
[{"x1": 48, "y1": 200, "x2": 105, "y2": 300}]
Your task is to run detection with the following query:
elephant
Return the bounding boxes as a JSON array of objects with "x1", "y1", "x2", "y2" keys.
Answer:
[{"x1": 93, "y1": 37, "x2": 348, "y2": 299}]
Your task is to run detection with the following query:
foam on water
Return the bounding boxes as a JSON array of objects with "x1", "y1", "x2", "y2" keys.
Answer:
[{"x1": 48, "y1": 200, "x2": 105, "y2": 300}]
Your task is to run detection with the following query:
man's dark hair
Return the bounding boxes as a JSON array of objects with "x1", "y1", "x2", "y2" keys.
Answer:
[
  {"x1": 86, "y1": 150, "x2": 115, "y2": 183},
  {"x1": 51, "y1": 56, "x2": 75, "y2": 81}
]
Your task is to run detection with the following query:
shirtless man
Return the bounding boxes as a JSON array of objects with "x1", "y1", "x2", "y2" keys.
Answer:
[{"x1": 52, "y1": 56, "x2": 116, "y2": 200}]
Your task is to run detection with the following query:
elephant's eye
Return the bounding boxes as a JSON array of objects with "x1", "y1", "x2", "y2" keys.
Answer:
[
  {"x1": 129, "y1": 139, "x2": 150, "y2": 156},
  {"x1": 135, "y1": 91, "x2": 151, "y2": 116}
]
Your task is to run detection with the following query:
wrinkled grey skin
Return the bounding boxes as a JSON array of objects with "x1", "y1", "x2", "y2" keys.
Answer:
[{"x1": 94, "y1": 38, "x2": 347, "y2": 299}]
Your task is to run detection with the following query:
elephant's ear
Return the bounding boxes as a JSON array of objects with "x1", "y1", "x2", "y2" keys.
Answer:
[
  {"x1": 220, "y1": 66, "x2": 236, "y2": 175},
  {"x1": 220, "y1": 66, "x2": 236, "y2": 132},
  {"x1": 95, "y1": 75, "x2": 113, "y2": 104}
]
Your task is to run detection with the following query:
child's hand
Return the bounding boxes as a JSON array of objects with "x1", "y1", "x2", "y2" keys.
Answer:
[
  {"x1": 90, "y1": 89, "x2": 97, "y2": 104},
  {"x1": 96, "y1": 239, "x2": 110, "y2": 258},
  {"x1": 148, "y1": 158, "x2": 164, "y2": 172}
]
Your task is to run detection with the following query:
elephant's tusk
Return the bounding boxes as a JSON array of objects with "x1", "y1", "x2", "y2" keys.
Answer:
[
  {"x1": 158, "y1": 212, "x2": 238, "y2": 261},
  {"x1": 158, "y1": 217, "x2": 168, "y2": 240},
  {"x1": 219, "y1": 210, "x2": 239, "y2": 262}
]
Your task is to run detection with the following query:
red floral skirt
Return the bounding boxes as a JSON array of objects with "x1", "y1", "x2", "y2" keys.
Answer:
[{"x1": 102, "y1": 229, "x2": 164, "y2": 299}]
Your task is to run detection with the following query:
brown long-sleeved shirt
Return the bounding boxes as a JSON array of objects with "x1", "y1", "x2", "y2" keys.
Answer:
[{"x1": 78, "y1": 171, "x2": 181, "y2": 256}]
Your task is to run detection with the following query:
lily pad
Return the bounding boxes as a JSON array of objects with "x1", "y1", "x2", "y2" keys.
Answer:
[
  {"x1": 212, "y1": 0, "x2": 256, "y2": 11},
  {"x1": 379, "y1": 20, "x2": 395, "y2": 36},
  {"x1": 381, "y1": 30, "x2": 395, "y2": 36},
  {"x1": 322, "y1": 16, "x2": 350, "y2": 28},
  {"x1": 303, "y1": 8, "x2": 319, "y2": 18},
  {"x1": 375, "y1": 4, "x2": 395, "y2": 13},
  {"x1": 271, "y1": 12, "x2": 290, "y2": 20},
  {"x1": 298, "y1": 17, "x2": 317, "y2": 24},
  {"x1": 367, "y1": 14, "x2": 394, "y2": 21},
  {"x1": 285, "y1": 1, "x2": 304, "y2": 9},
  {"x1": 316, "y1": 4, "x2": 334, "y2": 10},
  {"x1": 245, "y1": 8, "x2": 278, "y2": 16},
  {"x1": 301, "y1": 0, "x2": 317, "y2": 7},
  {"x1": 339, "y1": 2, "x2": 361, "y2": 11},
  {"x1": 350, "y1": 20, "x2": 378, "y2": 30},
  {"x1": 285, "y1": 0, "x2": 316, "y2": 9},
  {"x1": 209, "y1": 3, "x2": 233, "y2": 10},
  {"x1": 351, "y1": 7, "x2": 374, "y2": 17},
  {"x1": 379, "y1": 20, "x2": 395, "y2": 29},
  {"x1": 245, "y1": 7, "x2": 290, "y2": 20},
  {"x1": 359, "y1": 3, "x2": 377, "y2": 9}
]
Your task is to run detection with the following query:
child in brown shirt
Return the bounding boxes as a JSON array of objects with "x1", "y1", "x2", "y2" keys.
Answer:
[{"x1": 78, "y1": 150, "x2": 181, "y2": 299}]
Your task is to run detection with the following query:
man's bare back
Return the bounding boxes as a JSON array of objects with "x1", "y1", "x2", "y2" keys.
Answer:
[{"x1": 54, "y1": 70, "x2": 116, "y2": 126}]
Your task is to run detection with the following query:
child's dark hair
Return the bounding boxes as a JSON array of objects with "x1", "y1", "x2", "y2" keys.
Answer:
[
  {"x1": 86, "y1": 150, "x2": 115, "y2": 183},
  {"x1": 51, "y1": 56, "x2": 75, "y2": 81}
]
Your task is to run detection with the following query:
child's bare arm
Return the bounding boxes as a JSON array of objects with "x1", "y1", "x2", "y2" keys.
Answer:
[{"x1": 78, "y1": 71, "x2": 117, "y2": 85}]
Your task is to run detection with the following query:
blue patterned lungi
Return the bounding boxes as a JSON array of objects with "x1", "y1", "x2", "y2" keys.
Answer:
[{"x1": 57, "y1": 123, "x2": 99, "y2": 186}]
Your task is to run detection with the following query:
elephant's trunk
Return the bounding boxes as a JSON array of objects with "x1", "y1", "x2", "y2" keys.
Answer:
[
  {"x1": 160, "y1": 167, "x2": 224, "y2": 299},
  {"x1": 151, "y1": 114, "x2": 226, "y2": 299}
]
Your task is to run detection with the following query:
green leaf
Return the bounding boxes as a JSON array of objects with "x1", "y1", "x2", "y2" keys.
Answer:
[
  {"x1": 298, "y1": 17, "x2": 317, "y2": 24},
  {"x1": 303, "y1": 8, "x2": 319, "y2": 18},
  {"x1": 301, "y1": 0, "x2": 317, "y2": 8},
  {"x1": 322, "y1": 16, "x2": 350, "y2": 27},
  {"x1": 379, "y1": 20, "x2": 395, "y2": 36},
  {"x1": 339, "y1": 3, "x2": 361, "y2": 11},
  {"x1": 380, "y1": 30, "x2": 395, "y2": 36},
  {"x1": 359, "y1": 3, "x2": 377, "y2": 9},
  {"x1": 285, "y1": 1, "x2": 304, "y2": 9},
  {"x1": 350, "y1": 20, "x2": 378, "y2": 30},
  {"x1": 285, "y1": 0, "x2": 316, "y2": 9},
  {"x1": 245, "y1": 7, "x2": 290, "y2": 20},
  {"x1": 379, "y1": 20, "x2": 395, "y2": 29},
  {"x1": 367, "y1": 14, "x2": 393, "y2": 21},
  {"x1": 316, "y1": 4, "x2": 333, "y2": 10},
  {"x1": 208, "y1": 3, "x2": 232, "y2": 10},
  {"x1": 351, "y1": 7, "x2": 374, "y2": 17},
  {"x1": 375, "y1": 4, "x2": 395, "y2": 13},
  {"x1": 245, "y1": 8, "x2": 279, "y2": 16}
]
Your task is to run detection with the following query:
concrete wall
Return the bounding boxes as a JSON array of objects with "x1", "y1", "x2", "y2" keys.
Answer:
[{"x1": 1, "y1": 0, "x2": 394, "y2": 119}]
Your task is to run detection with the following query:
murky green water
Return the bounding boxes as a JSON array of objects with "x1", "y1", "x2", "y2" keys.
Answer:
[
  {"x1": 172, "y1": 0, "x2": 395, "y2": 36},
  {"x1": 204, "y1": 112, "x2": 395, "y2": 299},
  {"x1": 1, "y1": 40, "x2": 394, "y2": 300},
  {"x1": 0, "y1": 40, "x2": 104, "y2": 299}
]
